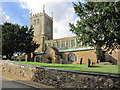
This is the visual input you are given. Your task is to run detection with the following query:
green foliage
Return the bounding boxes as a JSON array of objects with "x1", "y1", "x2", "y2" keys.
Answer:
[
  {"x1": 2, "y1": 22, "x2": 39, "y2": 59},
  {"x1": 16, "y1": 61, "x2": 120, "y2": 74},
  {"x1": 2, "y1": 22, "x2": 20, "y2": 59},
  {"x1": 69, "y1": 2, "x2": 120, "y2": 61},
  {"x1": 17, "y1": 25, "x2": 39, "y2": 54}
]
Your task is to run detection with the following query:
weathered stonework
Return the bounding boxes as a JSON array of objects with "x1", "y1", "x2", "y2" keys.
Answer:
[
  {"x1": 1, "y1": 60, "x2": 120, "y2": 89},
  {"x1": 30, "y1": 11, "x2": 53, "y2": 52},
  {"x1": 42, "y1": 47, "x2": 61, "y2": 63},
  {"x1": 30, "y1": 11, "x2": 120, "y2": 65}
]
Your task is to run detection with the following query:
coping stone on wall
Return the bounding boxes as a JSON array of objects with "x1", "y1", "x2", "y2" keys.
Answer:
[{"x1": 1, "y1": 60, "x2": 120, "y2": 78}]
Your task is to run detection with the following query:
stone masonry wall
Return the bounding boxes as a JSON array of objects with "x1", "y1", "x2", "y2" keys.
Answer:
[
  {"x1": 1, "y1": 60, "x2": 120, "y2": 89},
  {"x1": 63, "y1": 49, "x2": 97, "y2": 64}
]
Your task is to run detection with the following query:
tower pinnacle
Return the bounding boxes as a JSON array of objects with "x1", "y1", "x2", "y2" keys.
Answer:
[
  {"x1": 51, "y1": 12, "x2": 53, "y2": 19},
  {"x1": 30, "y1": 9, "x2": 32, "y2": 14},
  {"x1": 30, "y1": 9, "x2": 32, "y2": 17},
  {"x1": 43, "y1": 4, "x2": 45, "y2": 13}
]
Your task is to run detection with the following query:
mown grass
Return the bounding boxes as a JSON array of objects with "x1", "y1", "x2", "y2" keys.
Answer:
[{"x1": 15, "y1": 61, "x2": 120, "y2": 74}]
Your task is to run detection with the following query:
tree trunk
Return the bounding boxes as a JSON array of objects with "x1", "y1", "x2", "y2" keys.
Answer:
[
  {"x1": 25, "y1": 55, "x2": 28, "y2": 62},
  {"x1": 6, "y1": 54, "x2": 9, "y2": 59},
  {"x1": 32, "y1": 52, "x2": 36, "y2": 62},
  {"x1": 96, "y1": 46, "x2": 105, "y2": 63},
  {"x1": 27, "y1": 52, "x2": 35, "y2": 62},
  {"x1": 26, "y1": 53, "x2": 31, "y2": 62},
  {"x1": 6, "y1": 53, "x2": 12, "y2": 60}
]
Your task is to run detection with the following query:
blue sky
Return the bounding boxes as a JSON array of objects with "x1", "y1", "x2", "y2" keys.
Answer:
[
  {"x1": 2, "y1": 2, "x2": 29, "y2": 26},
  {"x1": 1, "y1": 0, "x2": 78, "y2": 39}
]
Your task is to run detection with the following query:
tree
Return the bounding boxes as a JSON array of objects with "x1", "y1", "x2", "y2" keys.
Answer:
[
  {"x1": 2, "y1": 22, "x2": 39, "y2": 60},
  {"x1": 69, "y1": 2, "x2": 120, "y2": 62},
  {"x1": 19, "y1": 26, "x2": 39, "y2": 60},
  {"x1": 2, "y1": 22, "x2": 20, "y2": 59}
]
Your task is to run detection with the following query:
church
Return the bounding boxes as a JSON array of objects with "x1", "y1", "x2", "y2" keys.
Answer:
[{"x1": 29, "y1": 9, "x2": 120, "y2": 65}]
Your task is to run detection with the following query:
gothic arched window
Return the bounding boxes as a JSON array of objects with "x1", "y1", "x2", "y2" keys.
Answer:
[{"x1": 68, "y1": 53, "x2": 77, "y2": 62}]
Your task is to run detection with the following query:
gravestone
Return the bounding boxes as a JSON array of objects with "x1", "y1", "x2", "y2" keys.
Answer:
[
  {"x1": 88, "y1": 59, "x2": 91, "y2": 67},
  {"x1": 80, "y1": 58, "x2": 83, "y2": 64}
]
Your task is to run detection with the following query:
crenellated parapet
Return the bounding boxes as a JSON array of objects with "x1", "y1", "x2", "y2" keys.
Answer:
[{"x1": 30, "y1": 12, "x2": 53, "y2": 20}]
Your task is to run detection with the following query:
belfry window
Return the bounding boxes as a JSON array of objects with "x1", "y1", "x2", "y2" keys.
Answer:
[
  {"x1": 37, "y1": 19, "x2": 39, "y2": 24},
  {"x1": 34, "y1": 19, "x2": 36, "y2": 25}
]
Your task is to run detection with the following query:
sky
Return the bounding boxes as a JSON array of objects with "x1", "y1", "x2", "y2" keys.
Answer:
[{"x1": 1, "y1": 0, "x2": 81, "y2": 39}]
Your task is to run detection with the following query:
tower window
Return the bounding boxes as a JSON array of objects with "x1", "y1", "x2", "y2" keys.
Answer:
[
  {"x1": 37, "y1": 19, "x2": 39, "y2": 24},
  {"x1": 34, "y1": 19, "x2": 36, "y2": 25}
]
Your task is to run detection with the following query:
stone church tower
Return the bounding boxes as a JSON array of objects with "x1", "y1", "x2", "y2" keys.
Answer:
[{"x1": 30, "y1": 8, "x2": 53, "y2": 52}]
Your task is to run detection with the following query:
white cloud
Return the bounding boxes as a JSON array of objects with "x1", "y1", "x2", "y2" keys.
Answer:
[
  {"x1": 19, "y1": 0, "x2": 77, "y2": 39},
  {"x1": 0, "y1": 10, "x2": 11, "y2": 24},
  {"x1": 5, "y1": 15, "x2": 10, "y2": 20},
  {"x1": 20, "y1": 2, "x2": 29, "y2": 9}
]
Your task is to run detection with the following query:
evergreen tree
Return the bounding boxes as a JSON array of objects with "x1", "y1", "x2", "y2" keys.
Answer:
[
  {"x1": 69, "y1": 2, "x2": 120, "y2": 62},
  {"x1": 20, "y1": 26, "x2": 39, "y2": 60},
  {"x1": 2, "y1": 22, "x2": 20, "y2": 59},
  {"x1": 2, "y1": 22, "x2": 39, "y2": 60}
]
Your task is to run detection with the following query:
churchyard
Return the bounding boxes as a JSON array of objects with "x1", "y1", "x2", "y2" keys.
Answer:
[{"x1": 15, "y1": 61, "x2": 119, "y2": 74}]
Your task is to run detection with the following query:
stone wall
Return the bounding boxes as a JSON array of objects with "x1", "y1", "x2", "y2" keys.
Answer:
[
  {"x1": 1, "y1": 60, "x2": 120, "y2": 89},
  {"x1": 105, "y1": 49, "x2": 120, "y2": 65},
  {"x1": 63, "y1": 49, "x2": 97, "y2": 64}
]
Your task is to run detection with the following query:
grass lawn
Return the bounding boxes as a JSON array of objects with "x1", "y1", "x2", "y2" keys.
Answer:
[{"x1": 15, "y1": 61, "x2": 120, "y2": 74}]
